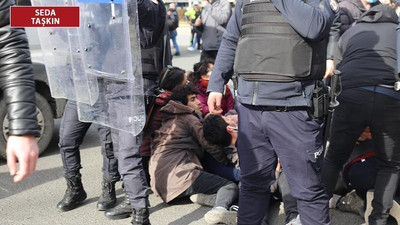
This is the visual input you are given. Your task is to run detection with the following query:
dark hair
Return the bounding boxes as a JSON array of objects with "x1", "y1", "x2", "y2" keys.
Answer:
[
  {"x1": 203, "y1": 114, "x2": 232, "y2": 147},
  {"x1": 169, "y1": 84, "x2": 199, "y2": 105},
  {"x1": 160, "y1": 66, "x2": 186, "y2": 91},
  {"x1": 189, "y1": 58, "x2": 215, "y2": 83}
]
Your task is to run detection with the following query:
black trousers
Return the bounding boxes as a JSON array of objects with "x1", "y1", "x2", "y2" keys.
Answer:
[
  {"x1": 59, "y1": 100, "x2": 119, "y2": 179},
  {"x1": 322, "y1": 88, "x2": 400, "y2": 225}
]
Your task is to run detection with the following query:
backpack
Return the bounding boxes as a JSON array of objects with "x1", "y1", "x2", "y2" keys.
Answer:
[{"x1": 168, "y1": 12, "x2": 179, "y2": 31}]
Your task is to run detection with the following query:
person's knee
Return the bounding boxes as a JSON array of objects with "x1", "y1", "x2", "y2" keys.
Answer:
[
  {"x1": 223, "y1": 182, "x2": 239, "y2": 193},
  {"x1": 59, "y1": 138, "x2": 81, "y2": 151},
  {"x1": 291, "y1": 185, "x2": 328, "y2": 202},
  {"x1": 240, "y1": 172, "x2": 274, "y2": 192}
]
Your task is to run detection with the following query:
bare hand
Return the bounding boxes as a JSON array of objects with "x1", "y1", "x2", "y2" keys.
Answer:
[
  {"x1": 324, "y1": 59, "x2": 335, "y2": 79},
  {"x1": 6, "y1": 135, "x2": 39, "y2": 182},
  {"x1": 276, "y1": 159, "x2": 282, "y2": 172},
  {"x1": 195, "y1": 18, "x2": 202, "y2": 27},
  {"x1": 207, "y1": 92, "x2": 223, "y2": 114}
]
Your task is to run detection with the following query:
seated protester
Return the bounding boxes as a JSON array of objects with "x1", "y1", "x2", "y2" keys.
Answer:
[
  {"x1": 149, "y1": 84, "x2": 239, "y2": 225},
  {"x1": 140, "y1": 66, "x2": 188, "y2": 182},
  {"x1": 204, "y1": 114, "x2": 301, "y2": 225},
  {"x1": 203, "y1": 113, "x2": 240, "y2": 182},
  {"x1": 189, "y1": 59, "x2": 234, "y2": 116}
]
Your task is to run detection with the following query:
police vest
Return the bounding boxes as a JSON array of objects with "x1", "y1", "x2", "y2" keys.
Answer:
[
  {"x1": 233, "y1": 0, "x2": 327, "y2": 82},
  {"x1": 140, "y1": 9, "x2": 169, "y2": 81}
]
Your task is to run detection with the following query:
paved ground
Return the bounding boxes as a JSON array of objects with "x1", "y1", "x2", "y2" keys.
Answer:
[{"x1": 0, "y1": 25, "x2": 397, "y2": 225}]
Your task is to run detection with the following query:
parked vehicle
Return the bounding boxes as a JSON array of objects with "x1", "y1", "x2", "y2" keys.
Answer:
[{"x1": 0, "y1": 26, "x2": 67, "y2": 159}]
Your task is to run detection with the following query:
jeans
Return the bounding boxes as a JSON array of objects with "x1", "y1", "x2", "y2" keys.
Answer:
[
  {"x1": 170, "y1": 30, "x2": 179, "y2": 53},
  {"x1": 201, "y1": 152, "x2": 240, "y2": 182}
]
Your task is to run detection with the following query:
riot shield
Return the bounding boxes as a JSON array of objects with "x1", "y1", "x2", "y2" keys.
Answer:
[
  {"x1": 75, "y1": 0, "x2": 145, "y2": 135},
  {"x1": 31, "y1": 0, "x2": 99, "y2": 105},
  {"x1": 31, "y1": 0, "x2": 145, "y2": 134}
]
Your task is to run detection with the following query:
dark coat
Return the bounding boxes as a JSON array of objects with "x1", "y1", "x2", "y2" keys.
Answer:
[
  {"x1": 0, "y1": 0, "x2": 40, "y2": 136},
  {"x1": 336, "y1": 4, "x2": 399, "y2": 90},
  {"x1": 149, "y1": 100, "x2": 227, "y2": 203},
  {"x1": 327, "y1": 0, "x2": 366, "y2": 59}
]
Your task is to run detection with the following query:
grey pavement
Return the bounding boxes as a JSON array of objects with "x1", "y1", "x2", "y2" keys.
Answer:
[{"x1": 0, "y1": 25, "x2": 396, "y2": 225}]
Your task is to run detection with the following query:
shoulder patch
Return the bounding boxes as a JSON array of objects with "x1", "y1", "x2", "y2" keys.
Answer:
[{"x1": 329, "y1": 0, "x2": 339, "y2": 13}]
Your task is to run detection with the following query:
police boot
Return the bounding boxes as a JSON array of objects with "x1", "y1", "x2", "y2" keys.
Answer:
[
  {"x1": 56, "y1": 173, "x2": 87, "y2": 212},
  {"x1": 96, "y1": 176, "x2": 119, "y2": 211},
  {"x1": 105, "y1": 193, "x2": 132, "y2": 220},
  {"x1": 131, "y1": 208, "x2": 151, "y2": 225}
]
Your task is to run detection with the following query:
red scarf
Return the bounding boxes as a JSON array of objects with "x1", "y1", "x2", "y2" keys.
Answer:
[{"x1": 199, "y1": 78, "x2": 209, "y2": 89}]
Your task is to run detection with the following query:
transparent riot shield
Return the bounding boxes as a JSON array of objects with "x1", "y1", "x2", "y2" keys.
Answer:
[
  {"x1": 31, "y1": 0, "x2": 99, "y2": 105},
  {"x1": 76, "y1": 0, "x2": 145, "y2": 135}
]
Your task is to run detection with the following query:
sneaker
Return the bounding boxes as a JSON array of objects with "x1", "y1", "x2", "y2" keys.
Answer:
[
  {"x1": 389, "y1": 198, "x2": 400, "y2": 224},
  {"x1": 187, "y1": 47, "x2": 195, "y2": 51},
  {"x1": 204, "y1": 207, "x2": 237, "y2": 225},
  {"x1": 286, "y1": 215, "x2": 302, "y2": 225},
  {"x1": 229, "y1": 205, "x2": 239, "y2": 212},
  {"x1": 365, "y1": 190, "x2": 400, "y2": 225},
  {"x1": 329, "y1": 194, "x2": 342, "y2": 209},
  {"x1": 190, "y1": 193, "x2": 216, "y2": 207},
  {"x1": 174, "y1": 52, "x2": 180, "y2": 56},
  {"x1": 337, "y1": 190, "x2": 365, "y2": 218}
]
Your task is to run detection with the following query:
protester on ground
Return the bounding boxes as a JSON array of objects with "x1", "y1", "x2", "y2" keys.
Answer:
[
  {"x1": 203, "y1": 113, "x2": 240, "y2": 182},
  {"x1": 207, "y1": 0, "x2": 336, "y2": 223},
  {"x1": 139, "y1": 66, "x2": 188, "y2": 183},
  {"x1": 189, "y1": 59, "x2": 234, "y2": 117},
  {"x1": 150, "y1": 84, "x2": 238, "y2": 225}
]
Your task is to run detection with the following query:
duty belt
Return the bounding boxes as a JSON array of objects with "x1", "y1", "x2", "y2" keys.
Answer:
[{"x1": 244, "y1": 104, "x2": 310, "y2": 112}]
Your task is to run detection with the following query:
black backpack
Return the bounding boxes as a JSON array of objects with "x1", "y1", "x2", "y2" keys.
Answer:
[{"x1": 167, "y1": 12, "x2": 179, "y2": 31}]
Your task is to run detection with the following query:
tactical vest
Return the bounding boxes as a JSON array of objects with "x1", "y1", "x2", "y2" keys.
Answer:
[
  {"x1": 140, "y1": 6, "x2": 169, "y2": 82},
  {"x1": 234, "y1": 0, "x2": 327, "y2": 82}
]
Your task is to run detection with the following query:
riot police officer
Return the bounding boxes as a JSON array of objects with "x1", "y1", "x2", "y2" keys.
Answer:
[
  {"x1": 104, "y1": 0, "x2": 171, "y2": 224},
  {"x1": 207, "y1": 0, "x2": 336, "y2": 224}
]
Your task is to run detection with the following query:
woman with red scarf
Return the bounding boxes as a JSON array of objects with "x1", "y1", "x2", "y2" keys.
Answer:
[{"x1": 189, "y1": 59, "x2": 234, "y2": 117}]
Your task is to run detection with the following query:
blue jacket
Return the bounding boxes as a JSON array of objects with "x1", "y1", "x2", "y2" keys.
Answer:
[{"x1": 208, "y1": 0, "x2": 335, "y2": 107}]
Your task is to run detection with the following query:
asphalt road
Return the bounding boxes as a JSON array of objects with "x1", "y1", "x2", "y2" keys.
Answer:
[{"x1": 0, "y1": 25, "x2": 396, "y2": 225}]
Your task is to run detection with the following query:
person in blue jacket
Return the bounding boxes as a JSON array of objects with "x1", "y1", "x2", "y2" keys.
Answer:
[{"x1": 207, "y1": 0, "x2": 336, "y2": 224}]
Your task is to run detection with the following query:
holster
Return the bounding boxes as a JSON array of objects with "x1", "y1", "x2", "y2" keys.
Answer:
[{"x1": 311, "y1": 80, "x2": 329, "y2": 118}]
